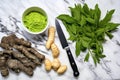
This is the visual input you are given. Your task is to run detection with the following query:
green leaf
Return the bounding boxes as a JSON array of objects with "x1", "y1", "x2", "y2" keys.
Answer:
[
  {"x1": 95, "y1": 4, "x2": 101, "y2": 19},
  {"x1": 62, "y1": 21, "x2": 71, "y2": 34},
  {"x1": 82, "y1": 39, "x2": 89, "y2": 48},
  {"x1": 83, "y1": 3, "x2": 89, "y2": 14},
  {"x1": 67, "y1": 24, "x2": 78, "y2": 41},
  {"x1": 68, "y1": 33, "x2": 76, "y2": 41},
  {"x1": 80, "y1": 16, "x2": 86, "y2": 26},
  {"x1": 81, "y1": 36, "x2": 91, "y2": 48},
  {"x1": 69, "y1": 4, "x2": 81, "y2": 21},
  {"x1": 99, "y1": 54, "x2": 106, "y2": 58},
  {"x1": 94, "y1": 4, "x2": 101, "y2": 26},
  {"x1": 99, "y1": 9, "x2": 115, "y2": 26},
  {"x1": 62, "y1": 21, "x2": 77, "y2": 38},
  {"x1": 84, "y1": 53, "x2": 90, "y2": 62},
  {"x1": 75, "y1": 40, "x2": 81, "y2": 56},
  {"x1": 95, "y1": 28, "x2": 105, "y2": 36},
  {"x1": 68, "y1": 36, "x2": 75, "y2": 41},
  {"x1": 83, "y1": 26, "x2": 92, "y2": 33},
  {"x1": 86, "y1": 18, "x2": 95, "y2": 24},
  {"x1": 70, "y1": 24, "x2": 77, "y2": 34},
  {"x1": 97, "y1": 34, "x2": 105, "y2": 41},
  {"x1": 89, "y1": 9, "x2": 95, "y2": 18},
  {"x1": 57, "y1": 14, "x2": 75, "y2": 24},
  {"x1": 82, "y1": 36, "x2": 91, "y2": 42},
  {"x1": 106, "y1": 32, "x2": 113, "y2": 39},
  {"x1": 84, "y1": 32, "x2": 93, "y2": 38},
  {"x1": 97, "y1": 41, "x2": 103, "y2": 53},
  {"x1": 92, "y1": 55, "x2": 97, "y2": 66},
  {"x1": 106, "y1": 23, "x2": 120, "y2": 31}
]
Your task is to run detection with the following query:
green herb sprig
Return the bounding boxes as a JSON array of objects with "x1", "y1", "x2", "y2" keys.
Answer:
[{"x1": 57, "y1": 4, "x2": 120, "y2": 65}]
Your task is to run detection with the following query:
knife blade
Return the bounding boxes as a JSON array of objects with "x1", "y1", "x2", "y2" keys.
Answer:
[{"x1": 55, "y1": 19, "x2": 79, "y2": 77}]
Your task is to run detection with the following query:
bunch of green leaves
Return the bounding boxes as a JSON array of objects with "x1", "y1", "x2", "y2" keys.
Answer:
[{"x1": 57, "y1": 4, "x2": 120, "y2": 65}]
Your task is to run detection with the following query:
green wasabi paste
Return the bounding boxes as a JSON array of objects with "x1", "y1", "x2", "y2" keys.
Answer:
[{"x1": 23, "y1": 11, "x2": 47, "y2": 33}]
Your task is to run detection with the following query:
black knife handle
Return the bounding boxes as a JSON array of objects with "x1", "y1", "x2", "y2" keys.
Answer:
[{"x1": 65, "y1": 47, "x2": 79, "y2": 77}]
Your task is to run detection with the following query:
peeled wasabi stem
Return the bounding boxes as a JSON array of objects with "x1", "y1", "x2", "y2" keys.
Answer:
[{"x1": 46, "y1": 27, "x2": 56, "y2": 49}]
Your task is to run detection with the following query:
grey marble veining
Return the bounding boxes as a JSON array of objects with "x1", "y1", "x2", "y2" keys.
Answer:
[{"x1": 0, "y1": 0, "x2": 120, "y2": 80}]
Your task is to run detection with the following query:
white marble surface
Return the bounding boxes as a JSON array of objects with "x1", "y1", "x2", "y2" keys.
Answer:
[{"x1": 0, "y1": 0, "x2": 120, "y2": 80}]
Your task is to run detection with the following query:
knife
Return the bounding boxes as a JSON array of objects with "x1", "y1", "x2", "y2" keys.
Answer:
[{"x1": 55, "y1": 19, "x2": 79, "y2": 77}]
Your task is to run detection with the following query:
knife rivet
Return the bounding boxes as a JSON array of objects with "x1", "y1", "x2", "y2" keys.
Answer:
[{"x1": 72, "y1": 62, "x2": 74, "y2": 65}]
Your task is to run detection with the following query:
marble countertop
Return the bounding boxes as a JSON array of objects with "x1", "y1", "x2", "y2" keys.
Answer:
[{"x1": 0, "y1": 0, "x2": 120, "y2": 80}]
